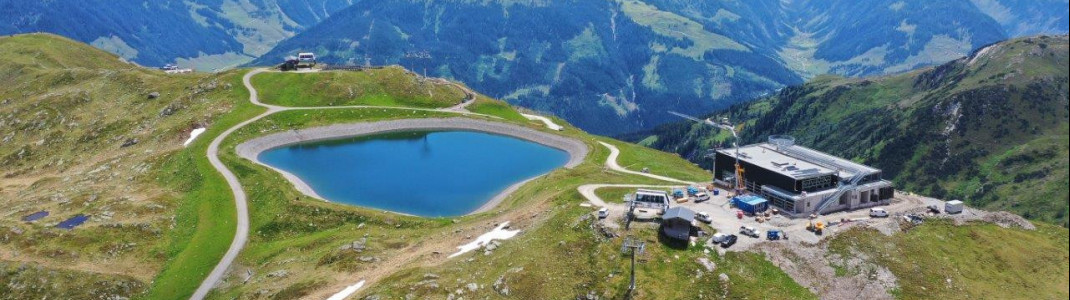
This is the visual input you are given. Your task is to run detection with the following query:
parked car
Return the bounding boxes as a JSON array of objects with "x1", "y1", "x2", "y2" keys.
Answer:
[
  {"x1": 693, "y1": 191, "x2": 711, "y2": 203},
  {"x1": 869, "y1": 207, "x2": 889, "y2": 218},
  {"x1": 739, "y1": 226, "x2": 760, "y2": 238},
  {"x1": 710, "y1": 233, "x2": 729, "y2": 244},
  {"x1": 720, "y1": 234, "x2": 738, "y2": 248},
  {"x1": 927, "y1": 205, "x2": 941, "y2": 214},
  {"x1": 597, "y1": 207, "x2": 609, "y2": 219},
  {"x1": 696, "y1": 211, "x2": 712, "y2": 224}
]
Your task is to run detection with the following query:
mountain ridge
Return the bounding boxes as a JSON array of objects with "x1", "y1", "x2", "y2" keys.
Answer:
[
  {"x1": 626, "y1": 35, "x2": 1070, "y2": 226},
  {"x1": 253, "y1": 0, "x2": 1067, "y2": 134}
]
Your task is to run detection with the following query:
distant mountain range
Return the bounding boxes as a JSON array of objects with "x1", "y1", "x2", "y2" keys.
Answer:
[
  {"x1": 3, "y1": 0, "x2": 1067, "y2": 133},
  {"x1": 0, "y1": 0, "x2": 355, "y2": 70},
  {"x1": 625, "y1": 36, "x2": 1070, "y2": 226}
]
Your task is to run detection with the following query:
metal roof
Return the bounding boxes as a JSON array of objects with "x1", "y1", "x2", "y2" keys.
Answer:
[
  {"x1": 734, "y1": 195, "x2": 768, "y2": 205},
  {"x1": 662, "y1": 206, "x2": 695, "y2": 222},
  {"x1": 717, "y1": 143, "x2": 880, "y2": 179}
]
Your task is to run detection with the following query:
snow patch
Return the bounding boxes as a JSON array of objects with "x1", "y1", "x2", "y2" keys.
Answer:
[
  {"x1": 326, "y1": 280, "x2": 366, "y2": 300},
  {"x1": 449, "y1": 221, "x2": 520, "y2": 258},
  {"x1": 184, "y1": 127, "x2": 206, "y2": 147}
]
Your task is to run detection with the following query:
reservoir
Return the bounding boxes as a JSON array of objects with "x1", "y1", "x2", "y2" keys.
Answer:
[{"x1": 258, "y1": 130, "x2": 569, "y2": 217}]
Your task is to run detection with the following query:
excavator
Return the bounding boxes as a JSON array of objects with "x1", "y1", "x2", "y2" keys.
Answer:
[{"x1": 806, "y1": 214, "x2": 825, "y2": 235}]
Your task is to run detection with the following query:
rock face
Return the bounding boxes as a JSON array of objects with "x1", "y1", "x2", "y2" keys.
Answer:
[
  {"x1": 338, "y1": 238, "x2": 367, "y2": 252},
  {"x1": 266, "y1": 269, "x2": 289, "y2": 278}
]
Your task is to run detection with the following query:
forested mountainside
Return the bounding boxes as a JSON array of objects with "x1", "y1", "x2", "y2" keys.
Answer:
[
  {"x1": 3, "y1": 0, "x2": 1066, "y2": 134},
  {"x1": 627, "y1": 36, "x2": 1070, "y2": 226},
  {"x1": 970, "y1": 0, "x2": 1070, "y2": 36},
  {"x1": 254, "y1": 0, "x2": 1066, "y2": 134},
  {"x1": 0, "y1": 0, "x2": 355, "y2": 70}
]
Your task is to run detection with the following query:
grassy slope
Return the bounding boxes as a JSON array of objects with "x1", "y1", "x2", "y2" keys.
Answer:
[
  {"x1": 634, "y1": 35, "x2": 1070, "y2": 226},
  {"x1": 604, "y1": 139, "x2": 712, "y2": 182},
  {"x1": 467, "y1": 94, "x2": 528, "y2": 122},
  {"x1": 143, "y1": 86, "x2": 261, "y2": 299},
  {"x1": 594, "y1": 187, "x2": 635, "y2": 204},
  {"x1": 188, "y1": 70, "x2": 812, "y2": 298},
  {"x1": 362, "y1": 196, "x2": 812, "y2": 300},
  {"x1": 0, "y1": 34, "x2": 248, "y2": 299},
  {"x1": 250, "y1": 67, "x2": 466, "y2": 108},
  {"x1": 827, "y1": 220, "x2": 1069, "y2": 299}
]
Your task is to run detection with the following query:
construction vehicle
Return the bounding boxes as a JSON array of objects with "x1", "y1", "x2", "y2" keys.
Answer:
[
  {"x1": 766, "y1": 229, "x2": 782, "y2": 240},
  {"x1": 806, "y1": 220, "x2": 825, "y2": 235}
]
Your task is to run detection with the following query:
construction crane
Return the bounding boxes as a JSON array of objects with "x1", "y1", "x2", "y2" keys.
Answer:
[{"x1": 669, "y1": 111, "x2": 746, "y2": 195}]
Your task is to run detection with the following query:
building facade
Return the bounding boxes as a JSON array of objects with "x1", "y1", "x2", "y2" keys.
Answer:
[{"x1": 714, "y1": 141, "x2": 893, "y2": 216}]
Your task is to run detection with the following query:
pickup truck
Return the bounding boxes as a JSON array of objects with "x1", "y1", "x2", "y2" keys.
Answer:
[{"x1": 739, "y1": 226, "x2": 759, "y2": 238}]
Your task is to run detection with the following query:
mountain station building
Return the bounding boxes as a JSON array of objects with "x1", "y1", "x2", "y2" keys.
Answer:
[{"x1": 714, "y1": 137, "x2": 894, "y2": 217}]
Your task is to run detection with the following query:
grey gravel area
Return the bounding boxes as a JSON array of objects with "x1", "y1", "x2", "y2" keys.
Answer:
[{"x1": 235, "y1": 117, "x2": 589, "y2": 214}]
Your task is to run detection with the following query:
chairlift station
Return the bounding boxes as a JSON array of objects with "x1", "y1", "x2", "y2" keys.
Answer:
[{"x1": 713, "y1": 136, "x2": 894, "y2": 216}]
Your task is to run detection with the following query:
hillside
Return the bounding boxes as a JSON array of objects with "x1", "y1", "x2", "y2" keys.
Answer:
[
  {"x1": 0, "y1": 33, "x2": 250, "y2": 298},
  {"x1": 250, "y1": 0, "x2": 1068, "y2": 134},
  {"x1": 4, "y1": 1, "x2": 1067, "y2": 135},
  {"x1": 628, "y1": 35, "x2": 1070, "y2": 226},
  {"x1": 1, "y1": 32, "x2": 1067, "y2": 300},
  {"x1": 0, "y1": 0, "x2": 354, "y2": 70}
]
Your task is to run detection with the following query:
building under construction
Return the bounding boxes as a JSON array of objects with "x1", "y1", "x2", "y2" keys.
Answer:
[{"x1": 713, "y1": 136, "x2": 893, "y2": 216}]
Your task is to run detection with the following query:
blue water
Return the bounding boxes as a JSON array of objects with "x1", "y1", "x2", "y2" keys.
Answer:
[
  {"x1": 258, "y1": 130, "x2": 569, "y2": 217},
  {"x1": 56, "y1": 214, "x2": 88, "y2": 229}
]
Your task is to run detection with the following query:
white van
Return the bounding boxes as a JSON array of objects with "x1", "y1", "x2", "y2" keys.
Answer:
[
  {"x1": 693, "y1": 191, "x2": 711, "y2": 203},
  {"x1": 869, "y1": 207, "x2": 889, "y2": 218}
]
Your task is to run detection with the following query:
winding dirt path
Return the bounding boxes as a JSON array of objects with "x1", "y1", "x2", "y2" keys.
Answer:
[{"x1": 597, "y1": 141, "x2": 695, "y2": 184}]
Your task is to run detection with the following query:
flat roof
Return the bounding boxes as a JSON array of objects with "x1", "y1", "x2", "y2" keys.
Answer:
[
  {"x1": 718, "y1": 143, "x2": 880, "y2": 179},
  {"x1": 719, "y1": 144, "x2": 836, "y2": 179},
  {"x1": 734, "y1": 195, "x2": 768, "y2": 205}
]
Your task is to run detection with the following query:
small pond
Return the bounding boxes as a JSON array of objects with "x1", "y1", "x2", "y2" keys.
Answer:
[{"x1": 258, "y1": 130, "x2": 569, "y2": 217}]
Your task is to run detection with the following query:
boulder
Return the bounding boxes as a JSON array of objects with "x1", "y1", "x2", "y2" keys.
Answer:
[{"x1": 120, "y1": 138, "x2": 138, "y2": 148}]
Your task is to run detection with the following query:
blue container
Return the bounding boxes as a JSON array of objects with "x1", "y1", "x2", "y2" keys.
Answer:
[
  {"x1": 732, "y1": 195, "x2": 769, "y2": 214},
  {"x1": 712, "y1": 189, "x2": 720, "y2": 196},
  {"x1": 56, "y1": 214, "x2": 89, "y2": 230},
  {"x1": 687, "y1": 186, "x2": 700, "y2": 196},
  {"x1": 22, "y1": 211, "x2": 49, "y2": 222}
]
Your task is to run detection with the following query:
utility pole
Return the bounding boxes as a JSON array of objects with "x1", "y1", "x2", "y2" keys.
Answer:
[{"x1": 620, "y1": 236, "x2": 645, "y2": 299}]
